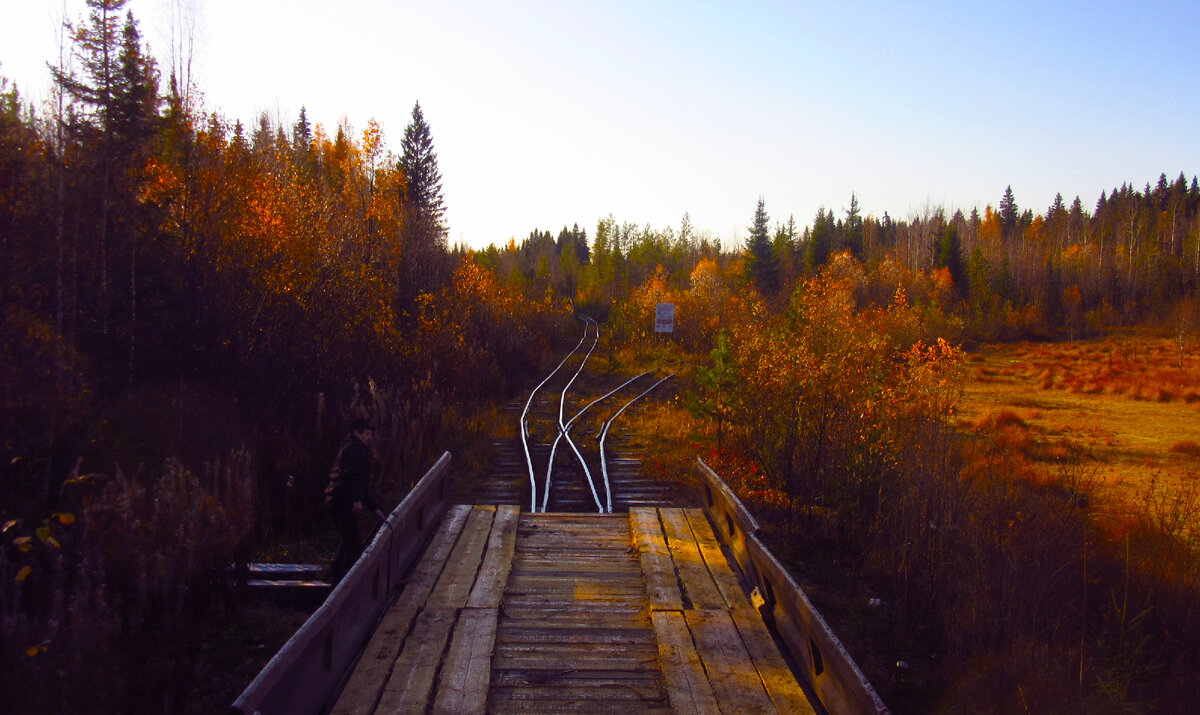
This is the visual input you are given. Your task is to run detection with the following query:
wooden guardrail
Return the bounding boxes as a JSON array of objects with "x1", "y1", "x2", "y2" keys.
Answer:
[
  {"x1": 696, "y1": 458, "x2": 890, "y2": 715},
  {"x1": 231, "y1": 452, "x2": 453, "y2": 715}
]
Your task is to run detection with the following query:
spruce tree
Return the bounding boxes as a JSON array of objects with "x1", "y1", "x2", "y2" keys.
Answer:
[
  {"x1": 745, "y1": 197, "x2": 779, "y2": 295},
  {"x1": 935, "y1": 225, "x2": 968, "y2": 299},
  {"x1": 843, "y1": 193, "x2": 863, "y2": 259},
  {"x1": 806, "y1": 208, "x2": 834, "y2": 273},
  {"x1": 398, "y1": 101, "x2": 447, "y2": 299},
  {"x1": 999, "y1": 185, "x2": 1018, "y2": 238},
  {"x1": 400, "y1": 101, "x2": 446, "y2": 249}
]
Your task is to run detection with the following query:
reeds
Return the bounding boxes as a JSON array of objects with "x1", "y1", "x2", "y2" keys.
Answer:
[{"x1": 2, "y1": 451, "x2": 256, "y2": 712}]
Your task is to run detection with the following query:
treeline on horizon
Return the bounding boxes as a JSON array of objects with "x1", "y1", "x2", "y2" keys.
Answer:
[
  {"x1": 3, "y1": 0, "x2": 1200, "y2": 710},
  {"x1": 491, "y1": 177, "x2": 1200, "y2": 342}
]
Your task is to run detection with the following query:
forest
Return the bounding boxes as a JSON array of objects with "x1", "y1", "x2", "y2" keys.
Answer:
[{"x1": 3, "y1": 1, "x2": 1200, "y2": 712}]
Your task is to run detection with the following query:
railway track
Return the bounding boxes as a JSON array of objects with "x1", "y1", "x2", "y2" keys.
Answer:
[{"x1": 470, "y1": 316, "x2": 680, "y2": 512}]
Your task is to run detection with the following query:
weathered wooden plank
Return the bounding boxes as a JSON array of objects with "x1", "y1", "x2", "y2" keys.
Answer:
[
  {"x1": 489, "y1": 690, "x2": 672, "y2": 714},
  {"x1": 493, "y1": 654, "x2": 660, "y2": 672},
  {"x1": 466, "y1": 504, "x2": 519, "y2": 608},
  {"x1": 504, "y1": 579, "x2": 646, "y2": 591},
  {"x1": 427, "y1": 506, "x2": 496, "y2": 608},
  {"x1": 491, "y1": 670, "x2": 665, "y2": 686},
  {"x1": 495, "y1": 628, "x2": 656, "y2": 645},
  {"x1": 373, "y1": 607, "x2": 457, "y2": 714},
  {"x1": 432, "y1": 607, "x2": 498, "y2": 714},
  {"x1": 683, "y1": 508, "x2": 753, "y2": 611},
  {"x1": 496, "y1": 606, "x2": 646, "y2": 622},
  {"x1": 685, "y1": 608, "x2": 776, "y2": 713},
  {"x1": 329, "y1": 505, "x2": 472, "y2": 715},
  {"x1": 652, "y1": 610, "x2": 720, "y2": 715},
  {"x1": 630, "y1": 507, "x2": 684, "y2": 611},
  {"x1": 488, "y1": 512, "x2": 671, "y2": 713},
  {"x1": 728, "y1": 604, "x2": 817, "y2": 714},
  {"x1": 514, "y1": 549, "x2": 640, "y2": 560},
  {"x1": 659, "y1": 508, "x2": 725, "y2": 609},
  {"x1": 491, "y1": 645, "x2": 659, "y2": 663}
]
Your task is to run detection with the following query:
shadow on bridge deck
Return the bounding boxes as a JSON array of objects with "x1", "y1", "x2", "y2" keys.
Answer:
[
  {"x1": 233, "y1": 454, "x2": 888, "y2": 715},
  {"x1": 330, "y1": 505, "x2": 815, "y2": 714}
]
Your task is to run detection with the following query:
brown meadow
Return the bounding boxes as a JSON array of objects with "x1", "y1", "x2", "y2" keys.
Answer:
[{"x1": 960, "y1": 330, "x2": 1200, "y2": 523}]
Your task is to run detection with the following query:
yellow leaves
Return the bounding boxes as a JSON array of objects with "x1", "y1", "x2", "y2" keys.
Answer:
[
  {"x1": 361, "y1": 119, "x2": 383, "y2": 163},
  {"x1": 1024, "y1": 214, "x2": 1045, "y2": 245},
  {"x1": 978, "y1": 205, "x2": 1002, "y2": 246},
  {"x1": 16, "y1": 565, "x2": 32, "y2": 582},
  {"x1": 689, "y1": 257, "x2": 721, "y2": 297}
]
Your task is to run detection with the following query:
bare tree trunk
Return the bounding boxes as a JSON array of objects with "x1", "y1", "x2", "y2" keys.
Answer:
[
  {"x1": 47, "y1": 0, "x2": 71, "y2": 500},
  {"x1": 169, "y1": 0, "x2": 198, "y2": 118},
  {"x1": 128, "y1": 229, "x2": 136, "y2": 384},
  {"x1": 99, "y1": 159, "x2": 110, "y2": 335}
]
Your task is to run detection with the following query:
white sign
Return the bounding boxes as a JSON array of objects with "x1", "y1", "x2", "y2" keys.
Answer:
[{"x1": 655, "y1": 303, "x2": 675, "y2": 333}]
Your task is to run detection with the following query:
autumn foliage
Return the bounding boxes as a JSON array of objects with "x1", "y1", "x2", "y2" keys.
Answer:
[
  {"x1": 0, "y1": 11, "x2": 571, "y2": 708},
  {"x1": 3, "y1": 4, "x2": 1200, "y2": 709}
]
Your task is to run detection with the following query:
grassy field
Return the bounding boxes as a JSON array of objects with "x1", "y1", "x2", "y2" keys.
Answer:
[{"x1": 957, "y1": 330, "x2": 1200, "y2": 519}]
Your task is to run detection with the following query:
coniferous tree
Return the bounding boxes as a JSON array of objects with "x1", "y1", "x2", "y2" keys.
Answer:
[
  {"x1": 999, "y1": 185, "x2": 1019, "y2": 239},
  {"x1": 112, "y1": 11, "x2": 160, "y2": 382},
  {"x1": 53, "y1": 0, "x2": 132, "y2": 337},
  {"x1": 745, "y1": 197, "x2": 779, "y2": 295},
  {"x1": 935, "y1": 225, "x2": 968, "y2": 299},
  {"x1": 400, "y1": 102, "x2": 446, "y2": 246},
  {"x1": 843, "y1": 193, "x2": 864, "y2": 259},
  {"x1": 806, "y1": 207, "x2": 834, "y2": 273},
  {"x1": 399, "y1": 101, "x2": 448, "y2": 302}
]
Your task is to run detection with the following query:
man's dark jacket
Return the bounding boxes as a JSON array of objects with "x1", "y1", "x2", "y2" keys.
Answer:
[{"x1": 324, "y1": 433, "x2": 378, "y2": 511}]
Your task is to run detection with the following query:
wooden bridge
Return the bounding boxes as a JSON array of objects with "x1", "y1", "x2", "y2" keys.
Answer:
[{"x1": 232, "y1": 454, "x2": 887, "y2": 714}]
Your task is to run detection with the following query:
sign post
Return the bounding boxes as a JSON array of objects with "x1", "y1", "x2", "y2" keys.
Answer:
[{"x1": 655, "y1": 303, "x2": 675, "y2": 334}]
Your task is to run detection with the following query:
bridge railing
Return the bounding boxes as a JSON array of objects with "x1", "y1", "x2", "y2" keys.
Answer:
[
  {"x1": 696, "y1": 458, "x2": 890, "y2": 715},
  {"x1": 231, "y1": 452, "x2": 453, "y2": 715}
]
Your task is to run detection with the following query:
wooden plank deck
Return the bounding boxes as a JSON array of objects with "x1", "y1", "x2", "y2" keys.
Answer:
[{"x1": 329, "y1": 505, "x2": 814, "y2": 714}]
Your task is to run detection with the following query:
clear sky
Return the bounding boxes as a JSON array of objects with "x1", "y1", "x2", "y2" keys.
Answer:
[{"x1": 4, "y1": 1, "x2": 1199, "y2": 249}]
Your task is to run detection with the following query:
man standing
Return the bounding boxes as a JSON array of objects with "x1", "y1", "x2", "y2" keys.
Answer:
[{"x1": 324, "y1": 418, "x2": 386, "y2": 584}]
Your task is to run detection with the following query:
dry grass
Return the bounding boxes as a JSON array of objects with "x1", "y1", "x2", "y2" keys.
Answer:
[
  {"x1": 1169, "y1": 441, "x2": 1200, "y2": 457},
  {"x1": 973, "y1": 409, "x2": 1027, "y2": 431},
  {"x1": 960, "y1": 330, "x2": 1200, "y2": 512}
]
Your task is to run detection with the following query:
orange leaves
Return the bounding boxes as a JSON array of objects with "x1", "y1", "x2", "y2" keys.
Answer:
[
  {"x1": 700, "y1": 257, "x2": 967, "y2": 506},
  {"x1": 978, "y1": 204, "x2": 1002, "y2": 246},
  {"x1": 361, "y1": 119, "x2": 383, "y2": 165},
  {"x1": 137, "y1": 156, "x2": 181, "y2": 205}
]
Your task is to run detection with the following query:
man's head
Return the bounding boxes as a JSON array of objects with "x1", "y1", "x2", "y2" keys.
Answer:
[{"x1": 349, "y1": 418, "x2": 376, "y2": 446}]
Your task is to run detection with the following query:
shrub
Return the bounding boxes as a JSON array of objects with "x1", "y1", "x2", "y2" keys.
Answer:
[
  {"x1": 1168, "y1": 441, "x2": 1200, "y2": 457},
  {"x1": 1, "y1": 452, "x2": 255, "y2": 712},
  {"x1": 973, "y1": 409, "x2": 1028, "y2": 431}
]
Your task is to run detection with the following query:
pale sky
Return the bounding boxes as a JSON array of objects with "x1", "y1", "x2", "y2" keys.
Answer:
[{"x1": 3, "y1": 1, "x2": 1199, "y2": 249}]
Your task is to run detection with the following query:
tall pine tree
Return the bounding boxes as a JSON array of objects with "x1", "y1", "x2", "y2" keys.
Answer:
[
  {"x1": 806, "y1": 207, "x2": 834, "y2": 273},
  {"x1": 398, "y1": 101, "x2": 447, "y2": 301},
  {"x1": 999, "y1": 185, "x2": 1019, "y2": 239},
  {"x1": 745, "y1": 197, "x2": 779, "y2": 295}
]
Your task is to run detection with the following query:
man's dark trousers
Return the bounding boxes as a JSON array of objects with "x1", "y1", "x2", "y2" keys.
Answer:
[{"x1": 328, "y1": 499, "x2": 361, "y2": 585}]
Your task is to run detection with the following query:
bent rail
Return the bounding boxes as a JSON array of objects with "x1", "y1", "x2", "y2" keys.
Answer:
[
  {"x1": 231, "y1": 452, "x2": 453, "y2": 715},
  {"x1": 696, "y1": 458, "x2": 889, "y2": 715}
]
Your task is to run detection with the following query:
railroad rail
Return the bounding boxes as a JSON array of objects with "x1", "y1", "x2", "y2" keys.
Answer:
[
  {"x1": 519, "y1": 316, "x2": 675, "y2": 513},
  {"x1": 232, "y1": 319, "x2": 888, "y2": 713}
]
